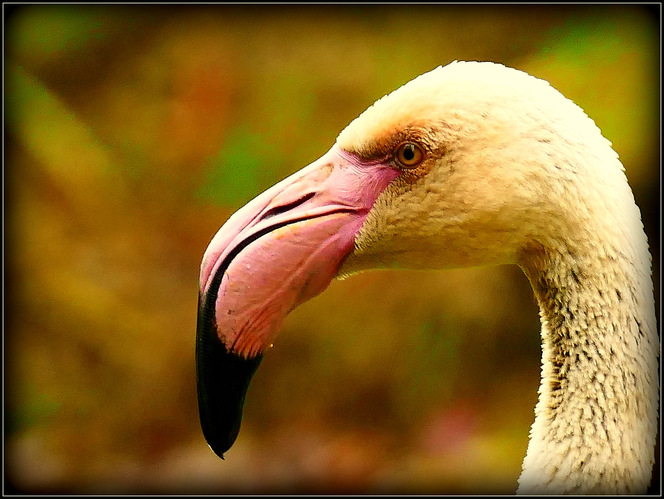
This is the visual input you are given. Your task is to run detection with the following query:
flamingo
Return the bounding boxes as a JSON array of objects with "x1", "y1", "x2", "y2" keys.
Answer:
[{"x1": 196, "y1": 61, "x2": 658, "y2": 494}]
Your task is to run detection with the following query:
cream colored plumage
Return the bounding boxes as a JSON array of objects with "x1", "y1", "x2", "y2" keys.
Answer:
[{"x1": 334, "y1": 62, "x2": 659, "y2": 494}]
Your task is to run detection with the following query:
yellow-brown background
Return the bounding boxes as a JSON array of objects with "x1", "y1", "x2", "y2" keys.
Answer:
[{"x1": 4, "y1": 4, "x2": 660, "y2": 494}]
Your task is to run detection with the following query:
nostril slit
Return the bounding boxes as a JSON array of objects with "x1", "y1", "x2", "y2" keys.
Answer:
[{"x1": 260, "y1": 192, "x2": 316, "y2": 222}]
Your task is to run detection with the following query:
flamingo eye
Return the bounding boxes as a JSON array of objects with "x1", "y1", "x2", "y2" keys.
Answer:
[{"x1": 395, "y1": 142, "x2": 424, "y2": 168}]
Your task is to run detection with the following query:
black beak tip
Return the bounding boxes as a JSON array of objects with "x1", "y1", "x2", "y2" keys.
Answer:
[
  {"x1": 207, "y1": 443, "x2": 225, "y2": 460},
  {"x1": 196, "y1": 292, "x2": 263, "y2": 459}
]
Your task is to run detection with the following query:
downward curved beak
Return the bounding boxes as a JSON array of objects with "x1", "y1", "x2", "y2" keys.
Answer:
[{"x1": 196, "y1": 147, "x2": 397, "y2": 458}]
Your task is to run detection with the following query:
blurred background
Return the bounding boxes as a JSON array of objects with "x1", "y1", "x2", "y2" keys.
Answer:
[{"x1": 4, "y1": 4, "x2": 660, "y2": 494}]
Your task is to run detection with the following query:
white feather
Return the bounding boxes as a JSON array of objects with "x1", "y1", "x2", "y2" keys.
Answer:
[{"x1": 337, "y1": 61, "x2": 658, "y2": 494}]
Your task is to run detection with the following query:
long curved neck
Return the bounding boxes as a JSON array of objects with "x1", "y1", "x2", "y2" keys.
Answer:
[{"x1": 516, "y1": 232, "x2": 658, "y2": 494}]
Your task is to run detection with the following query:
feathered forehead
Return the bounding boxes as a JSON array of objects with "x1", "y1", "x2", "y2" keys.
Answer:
[{"x1": 335, "y1": 61, "x2": 558, "y2": 156}]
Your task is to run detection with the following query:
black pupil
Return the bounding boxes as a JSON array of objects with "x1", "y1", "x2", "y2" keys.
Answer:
[{"x1": 403, "y1": 145, "x2": 415, "y2": 161}]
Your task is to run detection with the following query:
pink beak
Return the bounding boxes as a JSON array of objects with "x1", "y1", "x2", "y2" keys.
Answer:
[{"x1": 196, "y1": 146, "x2": 399, "y2": 457}]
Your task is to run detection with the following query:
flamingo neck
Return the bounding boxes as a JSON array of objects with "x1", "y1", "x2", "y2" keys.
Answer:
[{"x1": 516, "y1": 237, "x2": 658, "y2": 494}]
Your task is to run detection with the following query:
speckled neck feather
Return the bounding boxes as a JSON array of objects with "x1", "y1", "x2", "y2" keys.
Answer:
[{"x1": 518, "y1": 237, "x2": 658, "y2": 493}]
